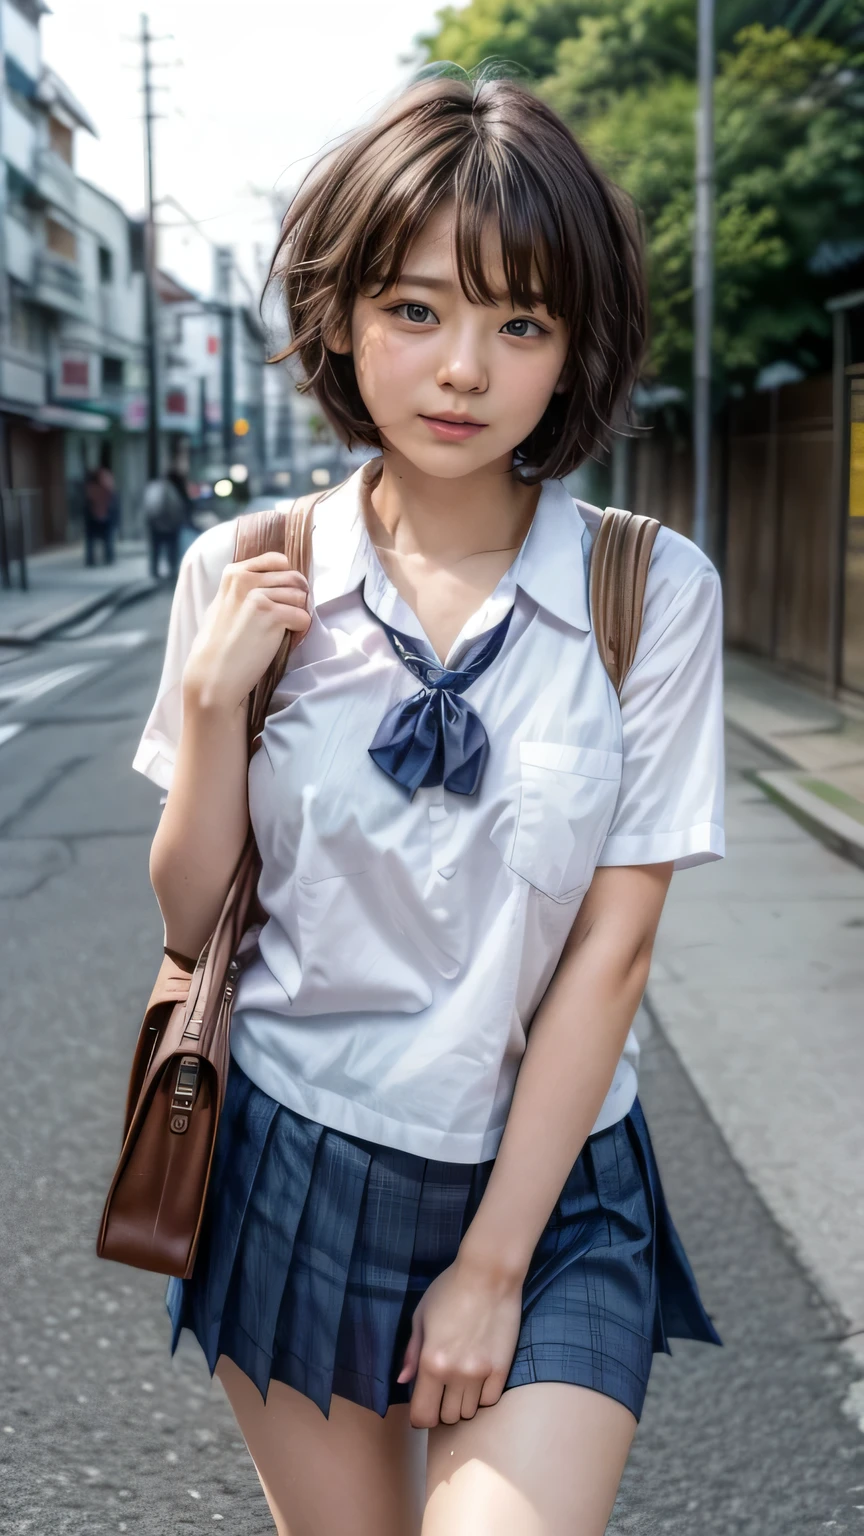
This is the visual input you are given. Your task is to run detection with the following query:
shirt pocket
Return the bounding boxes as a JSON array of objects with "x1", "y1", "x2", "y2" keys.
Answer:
[{"x1": 507, "y1": 741, "x2": 622, "y2": 903}]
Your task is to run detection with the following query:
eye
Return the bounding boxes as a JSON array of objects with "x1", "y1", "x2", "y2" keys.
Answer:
[
  {"x1": 392, "y1": 302, "x2": 438, "y2": 326},
  {"x1": 501, "y1": 317, "x2": 544, "y2": 338}
]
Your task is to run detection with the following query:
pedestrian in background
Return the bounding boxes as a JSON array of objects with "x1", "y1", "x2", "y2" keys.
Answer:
[
  {"x1": 142, "y1": 465, "x2": 190, "y2": 581},
  {"x1": 133, "y1": 72, "x2": 724, "y2": 1536},
  {"x1": 83, "y1": 462, "x2": 117, "y2": 567}
]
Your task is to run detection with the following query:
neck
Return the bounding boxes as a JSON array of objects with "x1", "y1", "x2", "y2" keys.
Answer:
[{"x1": 365, "y1": 448, "x2": 540, "y2": 563}]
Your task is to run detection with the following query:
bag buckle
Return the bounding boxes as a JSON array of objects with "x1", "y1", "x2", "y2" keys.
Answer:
[{"x1": 169, "y1": 1055, "x2": 200, "y2": 1135}]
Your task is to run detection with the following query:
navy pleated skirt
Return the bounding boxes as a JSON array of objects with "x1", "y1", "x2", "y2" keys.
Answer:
[{"x1": 167, "y1": 1058, "x2": 721, "y2": 1422}]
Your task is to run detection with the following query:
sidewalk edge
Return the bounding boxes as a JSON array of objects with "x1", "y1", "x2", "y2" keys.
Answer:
[
  {"x1": 722, "y1": 707, "x2": 801, "y2": 769},
  {"x1": 754, "y1": 769, "x2": 864, "y2": 872},
  {"x1": 0, "y1": 576, "x2": 157, "y2": 646}
]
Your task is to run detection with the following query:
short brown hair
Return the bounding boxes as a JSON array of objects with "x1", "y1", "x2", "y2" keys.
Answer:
[{"x1": 270, "y1": 74, "x2": 645, "y2": 482}]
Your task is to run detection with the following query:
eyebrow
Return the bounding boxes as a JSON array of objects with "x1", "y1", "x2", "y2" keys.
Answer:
[
  {"x1": 395, "y1": 274, "x2": 452, "y2": 290},
  {"x1": 395, "y1": 273, "x2": 547, "y2": 308}
]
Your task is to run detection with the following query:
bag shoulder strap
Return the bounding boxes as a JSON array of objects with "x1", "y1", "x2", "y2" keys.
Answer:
[
  {"x1": 233, "y1": 490, "x2": 318, "y2": 569},
  {"x1": 233, "y1": 490, "x2": 321, "y2": 750},
  {"x1": 155, "y1": 491, "x2": 323, "y2": 985},
  {"x1": 589, "y1": 506, "x2": 660, "y2": 695}
]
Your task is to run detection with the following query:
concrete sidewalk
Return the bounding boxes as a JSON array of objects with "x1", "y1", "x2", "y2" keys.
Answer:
[
  {"x1": 648, "y1": 721, "x2": 864, "y2": 1420},
  {"x1": 0, "y1": 540, "x2": 154, "y2": 645},
  {"x1": 725, "y1": 651, "x2": 864, "y2": 867}
]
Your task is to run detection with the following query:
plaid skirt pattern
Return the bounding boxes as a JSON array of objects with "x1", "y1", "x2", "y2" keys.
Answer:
[{"x1": 167, "y1": 1057, "x2": 721, "y2": 1421}]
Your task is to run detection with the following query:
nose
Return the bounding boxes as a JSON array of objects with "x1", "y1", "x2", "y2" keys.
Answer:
[{"x1": 434, "y1": 321, "x2": 488, "y2": 396}]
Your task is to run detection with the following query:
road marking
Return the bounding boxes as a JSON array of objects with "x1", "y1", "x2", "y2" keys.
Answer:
[
  {"x1": 66, "y1": 629, "x2": 149, "y2": 651},
  {"x1": 0, "y1": 663, "x2": 99, "y2": 705},
  {"x1": 0, "y1": 723, "x2": 23, "y2": 749}
]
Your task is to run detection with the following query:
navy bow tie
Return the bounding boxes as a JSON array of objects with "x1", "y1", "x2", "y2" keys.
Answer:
[{"x1": 367, "y1": 605, "x2": 513, "y2": 798}]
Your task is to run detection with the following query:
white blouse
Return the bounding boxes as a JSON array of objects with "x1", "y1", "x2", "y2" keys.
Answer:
[{"x1": 135, "y1": 466, "x2": 724, "y2": 1162}]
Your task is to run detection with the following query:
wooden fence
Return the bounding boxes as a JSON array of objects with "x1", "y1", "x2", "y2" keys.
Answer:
[{"x1": 628, "y1": 375, "x2": 837, "y2": 686}]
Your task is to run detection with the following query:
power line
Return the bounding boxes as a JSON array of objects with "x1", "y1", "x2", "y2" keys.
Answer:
[{"x1": 156, "y1": 195, "x2": 260, "y2": 306}]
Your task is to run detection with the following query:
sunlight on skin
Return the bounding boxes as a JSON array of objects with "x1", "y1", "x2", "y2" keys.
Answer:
[
  {"x1": 338, "y1": 200, "x2": 570, "y2": 491},
  {"x1": 421, "y1": 1384, "x2": 635, "y2": 1536},
  {"x1": 332, "y1": 202, "x2": 571, "y2": 663},
  {"x1": 424, "y1": 1457, "x2": 543, "y2": 1535}
]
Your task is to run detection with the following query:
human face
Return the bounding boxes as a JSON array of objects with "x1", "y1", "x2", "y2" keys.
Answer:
[{"x1": 347, "y1": 204, "x2": 570, "y2": 481}]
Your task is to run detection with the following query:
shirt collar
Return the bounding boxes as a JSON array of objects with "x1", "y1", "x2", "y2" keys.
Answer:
[
  {"x1": 309, "y1": 462, "x2": 375, "y2": 606},
  {"x1": 512, "y1": 477, "x2": 591, "y2": 632},
  {"x1": 311, "y1": 460, "x2": 592, "y2": 634}
]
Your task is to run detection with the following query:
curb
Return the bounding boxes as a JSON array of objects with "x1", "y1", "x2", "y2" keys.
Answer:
[
  {"x1": 755, "y1": 769, "x2": 864, "y2": 873},
  {"x1": 722, "y1": 711, "x2": 802, "y2": 770},
  {"x1": 0, "y1": 575, "x2": 158, "y2": 646}
]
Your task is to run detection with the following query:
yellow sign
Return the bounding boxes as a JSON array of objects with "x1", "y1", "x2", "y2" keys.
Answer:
[
  {"x1": 851, "y1": 421, "x2": 864, "y2": 518},
  {"x1": 234, "y1": 417, "x2": 250, "y2": 437}
]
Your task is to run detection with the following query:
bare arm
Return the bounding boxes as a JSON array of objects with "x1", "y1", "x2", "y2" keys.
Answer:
[
  {"x1": 400, "y1": 861, "x2": 673, "y2": 1427},
  {"x1": 150, "y1": 552, "x2": 311, "y2": 960}
]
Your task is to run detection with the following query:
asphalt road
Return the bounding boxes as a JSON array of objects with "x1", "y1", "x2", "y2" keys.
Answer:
[{"x1": 0, "y1": 586, "x2": 862, "y2": 1534}]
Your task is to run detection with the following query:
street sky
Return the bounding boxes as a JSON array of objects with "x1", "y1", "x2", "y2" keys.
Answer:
[{"x1": 41, "y1": 0, "x2": 443, "y2": 294}]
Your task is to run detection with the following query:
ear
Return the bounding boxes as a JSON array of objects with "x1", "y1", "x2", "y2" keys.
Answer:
[
  {"x1": 322, "y1": 308, "x2": 353, "y2": 357},
  {"x1": 553, "y1": 357, "x2": 574, "y2": 395},
  {"x1": 325, "y1": 326, "x2": 352, "y2": 357}
]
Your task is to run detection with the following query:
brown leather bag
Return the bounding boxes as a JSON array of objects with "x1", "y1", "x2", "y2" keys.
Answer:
[
  {"x1": 97, "y1": 494, "x2": 318, "y2": 1279},
  {"x1": 97, "y1": 491, "x2": 658, "y2": 1281}
]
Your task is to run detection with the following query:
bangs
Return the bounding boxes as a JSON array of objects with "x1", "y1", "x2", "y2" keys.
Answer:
[
  {"x1": 271, "y1": 75, "x2": 645, "y2": 482},
  {"x1": 356, "y1": 136, "x2": 565, "y2": 319}
]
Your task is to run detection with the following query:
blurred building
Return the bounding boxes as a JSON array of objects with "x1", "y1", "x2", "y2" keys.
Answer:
[
  {"x1": 0, "y1": 0, "x2": 279, "y2": 553},
  {"x1": 0, "y1": 0, "x2": 106, "y2": 546},
  {"x1": 53, "y1": 178, "x2": 148, "y2": 540},
  {"x1": 268, "y1": 352, "x2": 358, "y2": 497},
  {"x1": 155, "y1": 242, "x2": 267, "y2": 503},
  {"x1": 256, "y1": 192, "x2": 360, "y2": 499}
]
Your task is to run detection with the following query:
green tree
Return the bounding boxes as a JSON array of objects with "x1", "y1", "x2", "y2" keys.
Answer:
[
  {"x1": 420, "y1": 0, "x2": 588, "y2": 79},
  {"x1": 420, "y1": 2, "x2": 864, "y2": 395},
  {"x1": 565, "y1": 25, "x2": 864, "y2": 387},
  {"x1": 422, "y1": 0, "x2": 864, "y2": 83}
]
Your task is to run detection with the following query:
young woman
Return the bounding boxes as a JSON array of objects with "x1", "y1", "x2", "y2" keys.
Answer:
[{"x1": 134, "y1": 73, "x2": 724, "y2": 1536}]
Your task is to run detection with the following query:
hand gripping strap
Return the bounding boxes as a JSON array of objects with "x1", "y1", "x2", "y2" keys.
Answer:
[
  {"x1": 590, "y1": 507, "x2": 661, "y2": 695},
  {"x1": 233, "y1": 492, "x2": 319, "y2": 750}
]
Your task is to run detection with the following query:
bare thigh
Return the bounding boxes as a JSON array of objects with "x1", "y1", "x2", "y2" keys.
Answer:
[
  {"x1": 423, "y1": 1382, "x2": 637, "y2": 1536},
  {"x1": 216, "y1": 1356, "x2": 424, "y2": 1536}
]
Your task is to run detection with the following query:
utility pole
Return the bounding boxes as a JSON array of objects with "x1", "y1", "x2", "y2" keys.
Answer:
[
  {"x1": 692, "y1": 0, "x2": 715, "y2": 555},
  {"x1": 140, "y1": 13, "x2": 161, "y2": 480},
  {"x1": 215, "y1": 246, "x2": 235, "y2": 465}
]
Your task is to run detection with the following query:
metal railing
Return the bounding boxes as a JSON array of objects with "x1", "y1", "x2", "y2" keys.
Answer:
[{"x1": 0, "y1": 488, "x2": 43, "y2": 590}]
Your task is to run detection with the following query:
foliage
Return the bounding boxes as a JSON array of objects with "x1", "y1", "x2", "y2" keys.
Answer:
[
  {"x1": 419, "y1": 1, "x2": 864, "y2": 395},
  {"x1": 419, "y1": 0, "x2": 588, "y2": 80}
]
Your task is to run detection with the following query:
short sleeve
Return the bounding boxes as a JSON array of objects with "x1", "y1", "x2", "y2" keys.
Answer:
[
  {"x1": 596, "y1": 530, "x2": 725, "y2": 872},
  {"x1": 132, "y1": 519, "x2": 237, "y2": 791}
]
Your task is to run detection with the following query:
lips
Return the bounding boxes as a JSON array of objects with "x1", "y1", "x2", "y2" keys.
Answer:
[{"x1": 419, "y1": 415, "x2": 488, "y2": 442}]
